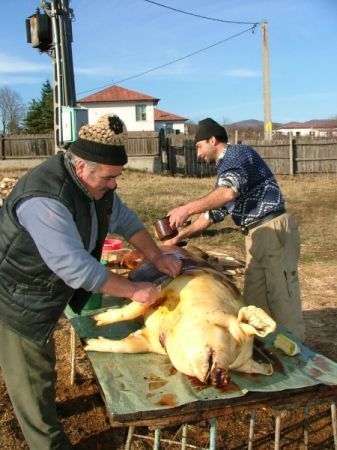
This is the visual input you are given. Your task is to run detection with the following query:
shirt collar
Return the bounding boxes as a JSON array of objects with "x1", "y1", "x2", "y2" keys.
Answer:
[
  {"x1": 64, "y1": 154, "x2": 94, "y2": 200},
  {"x1": 216, "y1": 144, "x2": 229, "y2": 166}
]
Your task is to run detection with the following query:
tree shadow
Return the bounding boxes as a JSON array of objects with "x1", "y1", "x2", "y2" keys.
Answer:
[
  {"x1": 303, "y1": 308, "x2": 337, "y2": 362},
  {"x1": 57, "y1": 392, "x2": 103, "y2": 418}
]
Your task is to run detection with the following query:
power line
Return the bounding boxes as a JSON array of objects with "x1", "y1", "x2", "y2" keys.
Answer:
[
  {"x1": 144, "y1": 0, "x2": 260, "y2": 26},
  {"x1": 77, "y1": 25, "x2": 257, "y2": 96}
]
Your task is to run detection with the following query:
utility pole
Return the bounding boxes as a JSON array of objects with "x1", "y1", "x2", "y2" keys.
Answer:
[
  {"x1": 262, "y1": 20, "x2": 272, "y2": 141},
  {"x1": 47, "y1": 0, "x2": 76, "y2": 151},
  {"x1": 27, "y1": 1, "x2": 83, "y2": 152}
]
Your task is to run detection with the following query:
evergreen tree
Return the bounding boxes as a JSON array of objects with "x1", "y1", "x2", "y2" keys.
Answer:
[
  {"x1": 24, "y1": 80, "x2": 54, "y2": 134},
  {"x1": 40, "y1": 80, "x2": 54, "y2": 132},
  {"x1": 24, "y1": 99, "x2": 43, "y2": 134}
]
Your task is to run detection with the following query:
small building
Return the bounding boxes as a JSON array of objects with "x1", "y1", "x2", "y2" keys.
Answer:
[
  {"x1": 77, "y1": 85, "x2": 187, "y2": 133},
  {"x1": 275, "y1": 120, "x2": 337, "y2": 137},
  {"x1": 154, "y1": 108, "x2": 187, "y2": 135}
]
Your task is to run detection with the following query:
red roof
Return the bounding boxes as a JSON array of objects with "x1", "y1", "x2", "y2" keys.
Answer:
[
  {"x1": 78, "y1": 85, "x2": 160, "y2": 104},
  {"x1": 154, "y1": 108, "x2": 187, "y2": 122}
]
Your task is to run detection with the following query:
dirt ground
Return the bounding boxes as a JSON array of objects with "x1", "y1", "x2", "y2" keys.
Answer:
[{"x1": 0, "y1": 259, "x2": 336, "y2": 450}]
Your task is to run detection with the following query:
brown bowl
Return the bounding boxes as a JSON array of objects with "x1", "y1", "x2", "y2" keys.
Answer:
[{"x1": 153, "y1": 217, "x2": 178, "y2": 241}]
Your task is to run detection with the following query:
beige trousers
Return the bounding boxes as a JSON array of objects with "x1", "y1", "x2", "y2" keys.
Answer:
[{"x1": 243, "y1": 213, "x2": 305, "y2": 341}]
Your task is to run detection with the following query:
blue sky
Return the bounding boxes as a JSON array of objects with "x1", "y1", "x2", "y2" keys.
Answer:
[{"x1": 1, "y1": 0, "x2": 336, "y2": 124}]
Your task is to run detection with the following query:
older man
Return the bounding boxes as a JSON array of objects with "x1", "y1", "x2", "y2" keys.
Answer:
[
  {"x1": 0, "y1": 114, "x2": 181, "y2": 449},
  {"x1": 165, "y1": 117, "x2": 305, "y2": 342}
]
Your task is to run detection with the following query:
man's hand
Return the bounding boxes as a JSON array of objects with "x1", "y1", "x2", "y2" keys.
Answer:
[
  {"x1": 168, "y1": 205, "x2": 191, "y2": 229},
  {"x1": 130, "y1": 281, "x2": 159, "y2": 306},
  {"x1": 101, "y1": 271, "x2": 160, "y2": 306},
  {"x1": 162, "y1": 235, "x2": 181, "y2": 246},
  {"x1": 152, "y1": 253, "x2": 182, "y2": 277},
  {"x1": 167, "y1": 187, "x2": 237, "y2": 230},
  {"x1": 127, "y1": 228, "x2": 182, "y2": 278}
]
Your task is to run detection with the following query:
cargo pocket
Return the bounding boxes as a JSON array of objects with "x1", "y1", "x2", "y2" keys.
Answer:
[{"x1": 284, "y1": 267, "x2": 301, "y2": 304}]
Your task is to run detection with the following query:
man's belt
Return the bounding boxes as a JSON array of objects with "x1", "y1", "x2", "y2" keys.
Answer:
[{"x1": 241, "y1": 209, "x2": 286, "y2": 235}]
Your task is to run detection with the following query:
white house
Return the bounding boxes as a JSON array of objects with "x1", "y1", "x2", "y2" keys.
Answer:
[
  {"x1": 274, "y1": 120, "x2": 337, "y2": 137},
  {"x1": 77, "y1": 85, "x2": 187, "y2": 133},
  {"x1": 154, "y1": 108, "x2": 187, "y2": 134}
]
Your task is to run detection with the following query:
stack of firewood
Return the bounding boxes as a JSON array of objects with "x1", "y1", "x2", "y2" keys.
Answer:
[
  {"x1": 0, "y1": 175, "x2": 18, "y2": 207},
  {"x1": 78, "y1": 114, "x2": 127, "y2": 146}
]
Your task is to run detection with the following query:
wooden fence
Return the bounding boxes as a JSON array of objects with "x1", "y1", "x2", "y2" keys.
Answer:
[
  {"x1": 162, "y1": 135, "x2": 337, "y2": 176},
  {"x1": 0, "y1": 132, "x2": 160, "y2": 159},
  {"x1": 126, "y1": 131, "x2": 160, "y2": 156},
  {"x1": 245, "y1": 137, "x2": 337, "y2": 175},
  {"x1": 2, "y1": 133, "x2": 337, "y2": 176},
  {"x1": 1, "y1": 134, "x2": 54, "y2": 159}
]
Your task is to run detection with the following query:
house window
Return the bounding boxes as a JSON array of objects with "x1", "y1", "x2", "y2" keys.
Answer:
[
  {"x1": 135, "y1": 105, "x2": 146, "y2": 121},
  {"x1": 164, "y1": 123, "x2": 175, "y2": 134}
]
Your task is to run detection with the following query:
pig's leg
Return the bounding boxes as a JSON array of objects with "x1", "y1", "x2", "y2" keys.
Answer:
[
  {"x1": 85, "y1": 328, "x2": 151, "y2": 353},
  {"x1": 93, "y1": 302, "x2": 149, "y2": 326},
  {"x1": 238, "y1": 306, "x2": 276, "y2": 337}
]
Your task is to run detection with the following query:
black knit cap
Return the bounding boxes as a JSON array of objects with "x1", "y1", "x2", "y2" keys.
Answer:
[
  {"x1": 195, "y1": 118, "x2": 228, "y2": 144},
  {"x1": 71, "y1": 139, "x2": 127, "y2": 165},
  {"x1": 70, "y1": 115, "x2": 128, "y2": 165}
]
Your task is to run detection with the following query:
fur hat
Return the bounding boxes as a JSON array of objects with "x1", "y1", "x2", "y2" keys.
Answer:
[
  {"x1": 195, "y1": 118, "x2": 228, "y2": 144},
  {"x1": 71, "y1": 114, "x2": 128, "y2": 165}
]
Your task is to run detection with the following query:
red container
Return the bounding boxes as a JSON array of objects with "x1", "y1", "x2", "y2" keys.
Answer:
[
  {"x1": 101, "y1": 239, "x2": 123, "y2": 262},
  {"x1": 102, "y1": 239, "x2": 123, "y2": 252}
]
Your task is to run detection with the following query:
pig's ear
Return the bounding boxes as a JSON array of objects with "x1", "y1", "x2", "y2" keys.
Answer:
[{"x1": 237, "y1": 306, "x2": 276, "y2": 337}]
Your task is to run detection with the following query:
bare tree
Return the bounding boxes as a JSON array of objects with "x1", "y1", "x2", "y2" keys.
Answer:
[{"x1": 0, "y1": 86, "x2": 26, "y2": 135}]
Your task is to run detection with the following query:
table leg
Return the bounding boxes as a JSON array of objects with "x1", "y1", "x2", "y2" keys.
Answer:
[
  {"x1": 70, "y1": 325, "x2": 76, "y2": 385},
  {"x1": 331, "y1": 401, "x2": 337, "y2": 450},
  {"x1": 209, "y1": 418, "x2": 217, "y2": 450},
  {"x1": 125, "y1": 426, "x2": 135, "y2": 450}
]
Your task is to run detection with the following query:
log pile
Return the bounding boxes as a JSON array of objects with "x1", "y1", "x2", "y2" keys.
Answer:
[{"x1": 0, "y1": 175, "x2": 18, "y2": 207}]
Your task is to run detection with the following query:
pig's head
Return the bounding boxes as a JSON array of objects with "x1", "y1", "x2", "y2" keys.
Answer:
[
  {"x1": 166, "y1": 322, "x2": 236, "y2": 387},
  {"x1": 166, "y1": 305, "x2": 276, "y2": 387},
  {"x1": 187, "y1": 344, "x2": 231, "y2": 387}
]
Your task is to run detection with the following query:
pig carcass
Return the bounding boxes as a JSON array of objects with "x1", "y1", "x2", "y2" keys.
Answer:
[{"x1": 85, "y1": 246, "x2": 276, "y2": 387}]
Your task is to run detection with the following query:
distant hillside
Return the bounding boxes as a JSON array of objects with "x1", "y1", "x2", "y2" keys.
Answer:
[
  {"x1": 186, "y1": 119, "x2": 336, "y2": 136},
  {"x1": 227, "y1": 119, "x2": 337, "y2": 129},
  {"x1": 281, "y1": 119, "x2": 337, "y2": 128},
  {"x1": 227, "y1": 119, "x2": 263, "y2": 128},
  {"x1": 227, "y1": 119, "x2": 283, "y2": 129}
]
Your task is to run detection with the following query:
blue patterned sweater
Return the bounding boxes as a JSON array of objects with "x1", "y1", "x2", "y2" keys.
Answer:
[{"x1": 209, "y1": 144, "x2": 285, "y2": 227}]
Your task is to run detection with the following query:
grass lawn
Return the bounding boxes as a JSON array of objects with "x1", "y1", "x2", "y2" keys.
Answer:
[{"x1": 116, "y1": 170, "x2": 337, "y2": 265}]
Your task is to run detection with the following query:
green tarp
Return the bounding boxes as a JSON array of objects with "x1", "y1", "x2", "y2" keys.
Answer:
[{"x1": 66, "y1": 298, "x2": 337, "y2": 419}]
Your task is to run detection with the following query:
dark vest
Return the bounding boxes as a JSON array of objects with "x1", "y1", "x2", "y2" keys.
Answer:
[{"x1": 0, "y1": 154, "x2": 113, "y2": 344}]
